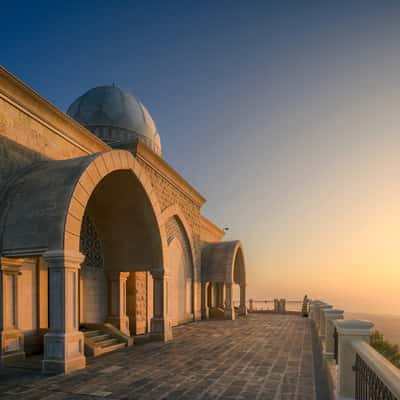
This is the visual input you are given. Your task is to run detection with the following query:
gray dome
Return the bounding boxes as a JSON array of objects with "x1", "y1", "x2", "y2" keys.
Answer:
[{"x1": 67, "y1": 86, "x2": 161, "y2": 156}]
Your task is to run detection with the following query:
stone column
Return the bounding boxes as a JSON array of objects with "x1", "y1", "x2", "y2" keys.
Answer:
[
  {"x1": 107, "y1": 272, "x2": 130, "y2": 336},
  {"x1": 311, "y1": 301, "x2": 325, "y2": 331},
  {"x1": 274, "y1": 299, "x2": 279, "y2": 313},
  {"x1": 150, "y1": 269, "x2": 172, "y2": 341},
  {"x1": 42, "y1": 250, "x2": 86, "y2": 374},
  {"x1": 218, "y1": 283, "x2": 225, "y2": 308},
  {"x1": 210, "y1": 282, "x2": 217, "y2": 308},
  {"x1": 309, "y1": 301, "x2": 317, "y2": 321},
  {"x1": 336, "y1": 319, "x2": 374, "y2": 399},
  {"x1": 200, "y1": 282, "x2": 208, "y2": 320},
  {"x1": 0, "y1": 257, "x2": 25, "y2": 365},
  {"x1": 238, "y1": 284, "x2": 247, "y2": 316},
  {"x1": 319, "y1": 304, "x2": 333, "y2": 339},
  {"x1": 280, "y1": 298, "x2": 286, "y2": 313},
  {"x1": 224, "y1": 283, "x2": 235, "y2": 320},
  {"x1": 323, "y1": 309, "x2": 344, "y2": 358}
]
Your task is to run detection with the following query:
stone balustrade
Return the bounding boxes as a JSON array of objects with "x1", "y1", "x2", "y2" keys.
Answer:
[
  {"x1": 246, "y1": 298, "x2": 303, "y2": 314},
  {"x1": 351, "y1": 339, "x2": 400, "y2": 399},
  {"x1": 311, "y1": 299, "x2": 399, "y2": 400},
  {"x1": 322, "y1": 308, "x2": 343, "y2": 358}
]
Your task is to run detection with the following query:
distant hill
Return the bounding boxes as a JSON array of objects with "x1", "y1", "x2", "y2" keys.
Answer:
[{"x1": 345, "y1": 312, "x2": 400, "y2": 347}]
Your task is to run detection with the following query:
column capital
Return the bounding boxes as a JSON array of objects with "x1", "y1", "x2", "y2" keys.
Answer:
[
  {"x1": 335, "y1": 319, "x2": 374, "y2": 336},
  {"x1": 150, "y1": 268, "x2": 164, "y2": 279},
  {"x1": 0, "y1": 257, "x2": 25, "y2": 273},
  {"x1": 324, "y1": 309, "x2": 344, "y2": 319},
  {"x1": 107, "y1": 271, "x2": 130, "y2": 280},
  {"x1": 310, "y1": 300, "x2": 325, "y2": 308},
  {"x1": 43, "y1": 250, "x2": 84, "y2": 269}
]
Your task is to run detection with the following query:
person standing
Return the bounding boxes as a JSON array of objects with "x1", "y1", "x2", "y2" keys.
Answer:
[{"x1": 302, "y1": 294, "x2": 309, "y2": 317}]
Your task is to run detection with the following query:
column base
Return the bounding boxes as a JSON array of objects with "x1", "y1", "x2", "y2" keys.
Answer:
[
  {"x1": 150, "y1": 317, "x2": 173, "y2": 341},
  {"x1": 107, "y1": 316, "x2": 130, "y2": 336},
  {"x1": 323, "y1": 351, "x2": 335, "y2": 359},
  {"x1": 238, "y1": 305, "x2": 248, "y2": 316},
  {"x1": 194, "y1": 310, "x2": 202, "y2": 321},
  {"x1": 0, "y1": 329, "x2": 25, "y2": 366},
  {"x1": 42, "y1": 331, "x2": 86, "y2": 374},
  {"x1": 224, "y1": 308, "x2": 236, "y2": 320},
  {"x1": 201, "y1": 307, "x2": 209, "y2": 320}
]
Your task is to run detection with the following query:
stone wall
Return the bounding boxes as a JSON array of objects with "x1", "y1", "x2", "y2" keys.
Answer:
[
  {"x1": 134, "y1": 272, "x2": 148, "y2": 334},
  {"x1": 127, "y1": 271, "x2": 152, "y2": 335},
  {"x1": 80, "y1": 266, "x2": 107, "y2": 324},
  {"x1": 200, "y1": 216, "x2": 225, "y2": 243}
]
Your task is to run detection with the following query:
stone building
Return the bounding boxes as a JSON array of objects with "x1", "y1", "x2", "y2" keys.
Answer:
[{"x1": 0, "y1": 67, "x2": 247, "y2": 373}]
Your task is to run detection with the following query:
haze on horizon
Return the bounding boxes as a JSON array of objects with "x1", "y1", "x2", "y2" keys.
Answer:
[{"x1": 2, "y1": 1, "x2": 400, "y2": 316}]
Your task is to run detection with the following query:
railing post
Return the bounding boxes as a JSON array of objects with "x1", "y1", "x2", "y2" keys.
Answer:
[
  {"x1": 274, "y1": 299, "x2": 279, "y2": 313},
  {"x1": 280, "y1": 298, "x2": 286, "y2": 313},
  {"x1": 249, "y1": 299, "x2": 254, "y2": 313},
  {"x1": 319, "y1": 304, "x2": 333, "y2": 339},
  {"x1": 335, "y1": 319, "x2": 374, "y2": 399},
  {"x1": 310, "y1": 300, "x2": 324, "y2": 328},
  {"x1": 316, "y1": 302, "x2": 329, "y2": 334},
  {"x1": 322, "y1": 309, "x2": 344, "y2": 358}
]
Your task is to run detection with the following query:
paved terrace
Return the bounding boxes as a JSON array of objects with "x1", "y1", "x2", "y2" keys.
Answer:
[{"x1": 0, "y1": 314, "x2": 328, "y2": 400}]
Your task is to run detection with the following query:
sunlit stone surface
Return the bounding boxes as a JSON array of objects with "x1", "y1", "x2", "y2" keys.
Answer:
[{"x1": 0, "y1": 314, "x2": 318, "y2": 400}]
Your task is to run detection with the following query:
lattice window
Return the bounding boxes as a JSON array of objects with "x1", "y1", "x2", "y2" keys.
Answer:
[{"x1": 80, "y1": 215, "x2": 103, "y2": 269}]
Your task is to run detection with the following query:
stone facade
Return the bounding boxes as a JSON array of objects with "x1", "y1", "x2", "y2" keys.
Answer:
[{"x1": 0, "y1": 66, "x2": 248, "y2": 373}]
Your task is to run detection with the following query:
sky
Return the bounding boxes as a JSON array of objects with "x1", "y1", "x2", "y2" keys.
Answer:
[{"x1": 2, "y1": 1, "x2": 400, "y2": 315}]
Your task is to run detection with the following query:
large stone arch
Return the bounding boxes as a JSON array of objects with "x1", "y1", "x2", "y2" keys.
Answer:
[
  {"x1": 0, "y1": 150, "x2": 172, "y2": 373},
  {"x1": 63, "y1": 150, "x2": 167, "y2": 266},
  {"x1": 160, "y1": 205, "x2": 195, "y2": 324},
  {"x1": 0, "y1": 150, "x2": 167, "y2": 265}
]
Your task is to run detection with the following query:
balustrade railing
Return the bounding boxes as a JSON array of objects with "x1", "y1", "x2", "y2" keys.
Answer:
[
  {"x1": 242, "y1": 299, "x2": 304, "y2": 314},
  {"x1": 354, "y1": 354, "x2": 398, "y2": 400},
  {"x1": 311, "y1": 300, "x2": 400, "y2": 400},
  {"x1": 352, "y1": 340, "x2": 400, "y2": 400}
]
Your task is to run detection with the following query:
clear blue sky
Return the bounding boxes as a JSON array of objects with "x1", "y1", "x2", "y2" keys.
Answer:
[{"x1": 3, "y1": 1, "x2": 400, "y2": 314}]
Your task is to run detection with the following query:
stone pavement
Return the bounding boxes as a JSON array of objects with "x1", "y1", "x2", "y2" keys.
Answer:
[{"x1": 0, "y1": 314, "x2": 318, "y2": 400}]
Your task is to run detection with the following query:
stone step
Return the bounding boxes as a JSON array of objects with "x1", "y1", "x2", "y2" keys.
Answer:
[
  {"x1": 82, "y1": 327, "x2": 128, "y2": 357},
  {"x1": 99, "y1": 338, "x2": 121, "y2": 348},
  {"x1": 96, "y1": 342, "x2": 126, "y2": 355},
  {"x1": 91, "y1": 334, "x2": 112, "y2": 342},
  {"x1": 84, "y1": 330, "x2": 104, "y2": 338}
]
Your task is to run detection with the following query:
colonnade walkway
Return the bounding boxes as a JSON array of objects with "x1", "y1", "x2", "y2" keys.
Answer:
[{"x1": 0, "y1": 314, "x2": 325, "y2": 400}]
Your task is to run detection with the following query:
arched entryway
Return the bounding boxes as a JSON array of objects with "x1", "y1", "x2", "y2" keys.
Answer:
[
  {"x1": 160, "y1": 206, "x2": 196, "y2": 326},
  {"x1": 78, "y1": 167, "x2": 164, "y2": 336},
  {"x1": 164, "y1": 216, "x2": 194, "y2": 325},
  {"x1": 0, "y1": 149, "x2": 170, "y2": 373},
  {"x1": 201, "y1": 241, "x2": 247, "y2": 320}
]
